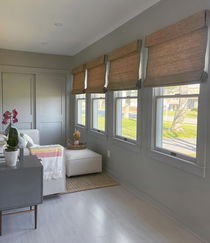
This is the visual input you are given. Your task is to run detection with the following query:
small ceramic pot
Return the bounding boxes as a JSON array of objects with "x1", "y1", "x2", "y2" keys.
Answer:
[
  {"x1": 74, "y1": 140, "x2": 79, "y2": 145},
  {"x1": 4, "y1": 150, "x2": 19, "y2": 167}
]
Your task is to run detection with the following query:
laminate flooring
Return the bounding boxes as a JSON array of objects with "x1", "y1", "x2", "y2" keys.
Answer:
[{"x1": 0, "y1": 186, "x2": 203, "y2": 243}]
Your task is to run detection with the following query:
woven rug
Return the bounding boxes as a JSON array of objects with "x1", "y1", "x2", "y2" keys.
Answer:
[{"x1": 65, "y1": 172, "x2": 119, "y2": 193}]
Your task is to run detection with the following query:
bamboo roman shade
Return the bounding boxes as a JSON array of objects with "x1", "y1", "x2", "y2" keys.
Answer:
[
  {"x1": 144, "y1": 10, "x2": 210, "y2": 87},
  {"x1": 107, "y1": 40, "x2": 142, "y2": 91},
  {"x1": 86, "y1": 55, "x2": 106, "y2": 93},
  {"x1": 71, "y1": 65, "x2": 86, "y2": 94}
]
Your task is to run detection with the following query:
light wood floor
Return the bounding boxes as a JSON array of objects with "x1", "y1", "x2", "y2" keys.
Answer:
[{"x1": 0, "y1": 186, "x2": 202, "y2": 243}]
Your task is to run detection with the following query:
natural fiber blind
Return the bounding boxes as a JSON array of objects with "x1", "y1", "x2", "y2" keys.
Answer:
[
  {"x1": 108, "y1": 40, "x2": 142, "y2": 91},
  {"x1": 144, "y1": 10, "x2": 209, "y2": 87},
  {"x1": 71, "y1": 65, "x2": 85, "y2": 94},
  {"x1": 86, "y1": 55, "x2": 106, "y2": 93}
]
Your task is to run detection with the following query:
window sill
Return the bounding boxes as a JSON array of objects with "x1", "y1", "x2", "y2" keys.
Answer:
[
  {"x1": 149, "y1": 149, "x2": 205, "y2": 177},
  {"x1": 88, "y1": 129, "x2": 106, "y2": 139},
  {"x1": 75, "y1": 124, "x2": 86, "y2": 130},
  {"x1": 111, "y1": 136, "x2": 140, "y2": 152}
]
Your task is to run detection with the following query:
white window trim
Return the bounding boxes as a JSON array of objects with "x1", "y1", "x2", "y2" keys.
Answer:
[
  {"x1": 113, "y1": 91, "x2": 139, "y2": 144},
  {"x1": 75, "y1": 95, "x2": 86, "y2": 127},
  {"x1": 147, "y1": 82, "x2": 208, "y2": 177},
  {"x1": 154, "y1": 92, "x2": 198, "y2": 163},
  {"x1": 90, "y1": 94, "x2": 106, "y2": 134}
]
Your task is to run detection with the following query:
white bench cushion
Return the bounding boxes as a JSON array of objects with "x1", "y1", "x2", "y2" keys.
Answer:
[{"x1": 65, "y1": 149, "x2": 102, "y2": 177}]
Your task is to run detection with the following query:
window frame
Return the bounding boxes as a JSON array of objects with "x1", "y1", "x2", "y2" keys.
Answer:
[
  {"x1": 75, "y1": 94, "x2": 86, "y2": 127},
  {"x1": 90, "y1": 94, "x2": 106, "y2": 134},
  {"x1": 113, "y1": 91, "x2": 138, "y2": 143},
  {"x1": 148, "y1": 83, "x2": 207, "y2": 177},
  {"x1": 153, "y1": 92, "x2": 199, "y2": 163}
]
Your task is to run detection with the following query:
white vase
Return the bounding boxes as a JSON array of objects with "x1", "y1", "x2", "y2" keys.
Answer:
[
  {"x1": 74, "y1": 140, "x2": 79, "y2": 145},
  {"x1": 4, "y1": 150, "x2": 19, "y2": 167}
]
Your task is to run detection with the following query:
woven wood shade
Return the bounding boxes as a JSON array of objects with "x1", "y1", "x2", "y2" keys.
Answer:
[
  {"x1": 71, "y1": 65, "x2": 85, "y2": 94},
  {"x1": 86, "y1": 56, "x2": 106, "y2": 93},
  {"x1": 144, "y1": 10, "x2": 209, "y2": 87},
  {"x1": 108, "y1": 40, "x2": 141, "y2": 91}
]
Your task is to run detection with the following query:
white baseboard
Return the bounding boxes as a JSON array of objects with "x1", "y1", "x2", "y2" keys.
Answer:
[{"x1": 104, "y1": 168, "x2": 207, "y2": 243}]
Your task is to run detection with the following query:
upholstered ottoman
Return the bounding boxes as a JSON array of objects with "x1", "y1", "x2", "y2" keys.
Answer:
[{"x1": 65, "y1": 149, "x2": 102, "y2": 177}]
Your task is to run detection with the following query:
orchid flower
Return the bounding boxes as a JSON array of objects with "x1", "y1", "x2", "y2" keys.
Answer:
[
  {"x1": 12, "y1": 109, "x2": 18, "y2": 118},
  {"x1": 2, "y1": 109, "x2": 18, "y2": 125}
]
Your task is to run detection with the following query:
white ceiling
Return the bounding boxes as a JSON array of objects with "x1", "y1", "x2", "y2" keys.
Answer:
[{"x1": 0, "y1": 0, "x2": 160, "y2": 56}]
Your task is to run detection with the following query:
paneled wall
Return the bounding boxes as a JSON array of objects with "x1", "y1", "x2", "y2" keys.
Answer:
[
  {"x1": 0, "y1": 70, "x2": 67, "y2": 145},
  {"x1": 2, "y1": 72, "x2": 35, "y2": 130},
  {"x1": 36, "y1": 73, "x2": 66, "y2": 145}
]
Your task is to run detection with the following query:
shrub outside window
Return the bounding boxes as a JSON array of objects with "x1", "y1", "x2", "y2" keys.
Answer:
[{"x1": 114, "y1": 90, "x2": 138, "y2": 141}]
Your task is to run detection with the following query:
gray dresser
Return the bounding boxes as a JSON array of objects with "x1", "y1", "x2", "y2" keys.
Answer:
[{"x1": 0, "y1": 155, "x2": 43, "y2": 235}]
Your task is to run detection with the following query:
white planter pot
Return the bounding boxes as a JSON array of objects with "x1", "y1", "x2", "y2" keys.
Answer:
[
  {"x1": 4, "y1": 150, "x2": 19, "y2": 167},
  {"x1": 74, "y1": 140, "x2": 79, "y2": 145}
]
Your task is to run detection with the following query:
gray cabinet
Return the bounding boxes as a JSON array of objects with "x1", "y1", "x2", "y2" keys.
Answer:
[
  {"x1": 0, "y1": 156, "x2": 43, "y2": 210},
  {"x1": 0, "y1": 156, "x2": 43, "y2": 235}
]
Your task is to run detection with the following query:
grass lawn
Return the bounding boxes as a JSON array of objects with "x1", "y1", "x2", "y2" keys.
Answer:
[
  {"x1": 163, "y1": 121, "x2": 197, "y2": 138},
  {"x1": 97, "y1": 116, "x2": 105, "y2": 131},
  {"x1": 121, "y1": 118, "x2": 137, "y2": 139},
  {"x1": 164, "y1": 110, "x2": 197, "y2": 118},
  {"x1": 98, "y1": 116, "x2": 137, "y2": 139},
  {"x1": 84, "y1": 115, "x2": 196, "y2": 140}
]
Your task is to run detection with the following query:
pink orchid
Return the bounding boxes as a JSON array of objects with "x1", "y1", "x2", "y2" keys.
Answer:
[
  {"x1": 2, "y1": 118, "x2": 8, "y2": 125},
  {"x1": 3, "y1": 111, "x2": 11, "y2": 119},
  {"x1": 2, "y1": 109, "x2": 18, "y2": 125},
  {"x1": 12, "y1": 109, "x2": 18, "y2": 118},
  {"x1": 13, "y1": 118, "x2": 18, "y2": 123}
]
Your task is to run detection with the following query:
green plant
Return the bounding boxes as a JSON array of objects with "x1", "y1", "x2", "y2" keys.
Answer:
[
  {"x1": 2, "y1": 109, "x2": 19, "y2": 152},
  {"x1": 6, "y1": 127, "x2": 19, "y2": 152}
]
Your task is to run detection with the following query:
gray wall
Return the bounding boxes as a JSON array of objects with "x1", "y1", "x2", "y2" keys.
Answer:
[
  {"x1": 0, "y1": 48, "x2": 72, "y2": 70},
  {"x1": 0, "y1": 49, "x2": 73, "y2": 145},
  {"x1": 71, "y1": 0, "x2": 210, "y2": 241}
]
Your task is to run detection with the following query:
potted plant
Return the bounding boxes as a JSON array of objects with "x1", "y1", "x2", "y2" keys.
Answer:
[
  {"x1": 73, "y1": 130, "x2": 80, "y2": 145},
  {"x1": 2, "y1": 109, "x2": 19, "y2": 167}
]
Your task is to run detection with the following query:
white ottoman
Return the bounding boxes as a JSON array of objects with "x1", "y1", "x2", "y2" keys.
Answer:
[{"x1": 65, "y1": 149, "x2": 102, "y2": 177}]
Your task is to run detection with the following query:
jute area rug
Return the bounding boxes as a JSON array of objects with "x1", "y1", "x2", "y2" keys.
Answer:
[{"x1": 65, "y1": 172, "x2": 119, "y2": 193}]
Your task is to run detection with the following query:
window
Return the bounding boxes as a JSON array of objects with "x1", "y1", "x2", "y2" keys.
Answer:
[
  {"x1": 154, "y1": 84, "x2": 199, "y2": 161},
  {"x1": 91, "y1": 93, "x2": 106, "y2": 132},
  {"x1": 75, "y1": 94, "x2": 86, "y2": 126},
  {"x1": 114, "y1": 90, "x2": 138, "y2": 141}
]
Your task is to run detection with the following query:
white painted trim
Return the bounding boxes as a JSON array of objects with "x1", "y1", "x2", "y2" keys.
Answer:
[
  {"x1": 146, "y1": 81, "x2": 207, "y2": 177},
  {"x1": 90, "y1": 94, "x2": 106, "y2": 133},
  {"x1": 88, "y1": 129, "x2": 107, "y2": 141},
  {"x1": 113, "y1": 91, "x2": 139, "y2": 142},
  {"x1": 149, "y1": 149, "x2": 205, "y2": 177},
  {"x1": 110, "y1": 136, "x2": 139, "y2": 152},
  {"x1": 204, "y1": 26, "x2": 210, "y2": 72}
]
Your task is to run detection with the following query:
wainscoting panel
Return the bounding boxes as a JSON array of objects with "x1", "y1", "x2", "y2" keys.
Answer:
[
  {"x1": 2, "y1": 72, "x2": 34, "y2": 130},
  {"x1": 36, "y1": 73, "x2": 66, "y2": 145},
  {"x1": 39, "y1": 122, "x2": 63, "y2": 145}
]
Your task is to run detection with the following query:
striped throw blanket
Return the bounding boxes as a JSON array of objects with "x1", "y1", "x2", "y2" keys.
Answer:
[{"x1": 30, "y1": 145, "x2": 64, "y2": 180}]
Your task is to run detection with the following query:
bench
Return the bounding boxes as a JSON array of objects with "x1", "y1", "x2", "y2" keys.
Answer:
[{"x1": 65, "y1": 149, "x2": 102, "y2": 177}]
